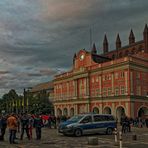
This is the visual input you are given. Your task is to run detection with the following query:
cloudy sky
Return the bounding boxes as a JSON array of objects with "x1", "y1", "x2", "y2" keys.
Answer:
[{"x1": 0, "y1": 0, "x2": 148, "y2": 97}]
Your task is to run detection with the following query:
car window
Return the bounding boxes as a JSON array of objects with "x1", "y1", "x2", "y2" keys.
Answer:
[
  {"x1": 81, "y1": 115, "x2": 92, "y2": 123},
  {"x1": 94, "y1": 115, "x2": 103, "y2": 122},
  {"x1": 107, "y1": 116, "x2": 114, "y2": 121},
  {"x1": 94, "y1": 115, "x2": 115, "y2": 122},
  {"x1": 68, "y1": 115, "x2": 84, "y2": 122}
]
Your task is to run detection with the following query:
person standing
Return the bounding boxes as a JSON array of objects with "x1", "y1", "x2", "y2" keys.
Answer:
[
  {"x1": 48, "y1": 115, "x2": 52, "y2": 128},
  {"x1": 145, "y1": 118, "x2": 148, "y2": 128},
  {"x1": 0, "y1": 115, "x2": 7, "y2": 141},
  {"x1": 28, "y1": 115, "x2": 34, "y2": 139},
  {"x1": 34, "y1": 114, "x2": 43, "y2": 140},
  {"x1": 20, "y1": 113, "x2": 30, "y2": 140},
  {"x1": 7, "y1": 114, "x2": 18, "y2": 144}
]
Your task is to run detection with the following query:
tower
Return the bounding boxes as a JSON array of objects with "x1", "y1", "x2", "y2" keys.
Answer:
[
  {"x1": 73, "y1": 53, "x2": 77, "y2": 65},
  {"x1": 103, "y1": 34, "x2": 108, "y2": 54},
  {"x1": 129, "y1": 29, "x2": 135, "y2": 45},
  {"x1": 91, "y1": 43, "x2": 97, "y2": 54},
  {"x1": 143, "y1": 24, "x2": 148, "y2": 53},
  {"x1": 116, "y1": 34, "x2": 121, "y2": 50}
]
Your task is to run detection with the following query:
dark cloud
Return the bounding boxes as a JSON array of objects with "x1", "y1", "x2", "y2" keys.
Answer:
[{"x1": 0, "y1": 0, "x2": 148, "y2": 97}]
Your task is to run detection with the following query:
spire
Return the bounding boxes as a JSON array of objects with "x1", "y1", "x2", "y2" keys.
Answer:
[
  {"x1": 143, "y1": 24, "x2": 148, "y2": 53},
  {"x1": 74, "y1": 53, "x2": 77, "y2": 59},
  {"x1": 103, "y1": 34, "x2": 108, "y2": 54},
  {"x1": 129, "y1": 29, "x2": 135, "y2": 45},
  {"x1": 116, "y1": 33, "x2": 121, "y2": 49},
  {"x1": 73, "y1": 53, "x2": 76, "y2": 64},
  {"x1": 91, "y1": 43, "x2": 97, "y2": 54},
  {"x1": 144, "y1": 24, "x2": 148, "y2": 33}
]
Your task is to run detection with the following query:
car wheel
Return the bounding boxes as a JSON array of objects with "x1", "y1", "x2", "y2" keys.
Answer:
[
  {"x1": 106, "y1": 128, "x2": 113, "y2": 135},
  {"x1": 74, "y1": 129, "x2": 82, "y2": 137}
]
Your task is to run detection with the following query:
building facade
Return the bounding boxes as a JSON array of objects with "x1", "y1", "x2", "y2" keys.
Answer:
[{"x1": 53, "y1": 25, "x2": 148, "y2": 121}]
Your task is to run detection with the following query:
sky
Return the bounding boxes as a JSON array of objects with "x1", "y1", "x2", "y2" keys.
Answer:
[{"x1": 0, "y1": 0, "x2": 148, "y2": 97}]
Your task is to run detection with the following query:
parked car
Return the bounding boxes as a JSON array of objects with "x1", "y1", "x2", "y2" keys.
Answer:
[{"x1": 58, "y1": 113, "x2": 117, "y2": 137}]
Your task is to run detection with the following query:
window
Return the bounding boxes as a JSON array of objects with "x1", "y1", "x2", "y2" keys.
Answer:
[
  {"x1": 112, "y1": 54, "x2": 115, "y2": 60},
  {"x1": 96, "y1": 89, "x2": 100, "y2": 96},
  {"x1": 120, "y1": 86, "x2": 125, "y2": 95},
  {"x1": 94, "y1": 115, "x2": 114, "y2": 122},
  {"x1": 91, "y1": 89, "x2": 95, "y2": 97},
  {"x1": 92, "y1": 77, "x2": 94, "y2": 83},
  {"x1": 94, "y1": 115, "x2": 102, "y2": 122},
  {"x1": 96, "y1": 77, "x2": 99, "y2": 82},
  {"x1": 81, "y1": 116, "x2": 92, "y2": 123},
  {"x1": 115, "y1": 73, "x2": 119, "y2": 79},
  {"x1": 108, "y1": 88, "x2": 112, "y2": 96},
  {"x1": 120, "y1": 72, "x2": 124, "y2": 78},
  {"x1": 115, "y1": 87, "x2": 119, "y2": 96},
  {"x1": 136, "y1": 86, "x2": 141, "y2": 95},
  {"x1": 103, "y1": 88, "x2": 107, "y2": 97},
  {"x1": 107, "y1": 116, "x2": 114, "y2": 121},
  {"x1": 136, "y1": 72, "x2": 140, "y2": 79}
]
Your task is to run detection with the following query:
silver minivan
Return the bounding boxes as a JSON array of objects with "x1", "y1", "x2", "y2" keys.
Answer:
[{"x1": 58, "y1": 113, "x2": 117, "y2": 136}]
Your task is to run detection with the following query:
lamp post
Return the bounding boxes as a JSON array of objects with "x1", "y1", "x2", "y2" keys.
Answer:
[{"x1": 23, "y1": 87, "x2": 32, "y2": 113}]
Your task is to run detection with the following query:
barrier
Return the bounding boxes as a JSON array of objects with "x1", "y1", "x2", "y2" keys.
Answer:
[
  {"x1": 119, "y1": 131, "x2": 122, "y2": 148},
  {"x1": 114, "y1": 128, "x2": 118, "y2": 146}
]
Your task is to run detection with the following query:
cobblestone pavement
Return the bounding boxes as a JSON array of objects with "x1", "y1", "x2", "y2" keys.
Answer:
[{"x1": 0, "y1": 126, "x2": 148, "y2": 148}]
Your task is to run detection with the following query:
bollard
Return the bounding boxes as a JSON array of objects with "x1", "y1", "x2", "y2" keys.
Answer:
[
  {"x1": 119, "y1": 131, "x2": 123, "y2": 148},
  {"x1": 114, "y1": 128, "x2": 118, "y2": 146}
]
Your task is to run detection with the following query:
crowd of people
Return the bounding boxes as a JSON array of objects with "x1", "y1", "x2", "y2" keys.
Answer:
[
  {"x1": 0, "y1": 113, "x2": 70, "y2": 144},
  {"x1": 120, "y1": 116, "x2": 148, "y2": 133},
  {"x1": 0, "y1": 113, "x2": 44, "y2": 144}
]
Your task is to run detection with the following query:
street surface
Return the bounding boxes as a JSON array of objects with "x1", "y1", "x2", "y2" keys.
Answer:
[{"x1": 0, "y1": 126, "x2": 148, "y2": 148}]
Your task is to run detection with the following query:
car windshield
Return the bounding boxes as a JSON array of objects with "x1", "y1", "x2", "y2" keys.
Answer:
[{"x1": 68, "y1": 115, "x2": 84, "y2": 122}]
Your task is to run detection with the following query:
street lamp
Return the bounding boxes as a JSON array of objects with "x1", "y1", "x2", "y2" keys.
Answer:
[{"x1": 23, "y1": 87, "x2": 32, "y2": 113}]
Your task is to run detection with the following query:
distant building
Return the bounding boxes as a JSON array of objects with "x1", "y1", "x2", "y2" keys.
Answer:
[
  {"x1": 30, "y1": 81, "x2": 54, "y2": 103},
  {"x1": 31, "y1": 81, "x2": 54, "y2": 101},
  {"x1": 28, "y1": 81, "x2": 54, "y2": 114},
  {"x1": 53, "y1": 24, "x2": 148, "y2": 121}
]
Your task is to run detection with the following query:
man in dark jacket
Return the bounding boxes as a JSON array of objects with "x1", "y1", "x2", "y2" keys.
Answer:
[
  {"x1": 34, "y1": 114, "x2": 43, "y2": 140},
  {"x1": 20, "y1": 113, "x2": 30, "y2": 140}
]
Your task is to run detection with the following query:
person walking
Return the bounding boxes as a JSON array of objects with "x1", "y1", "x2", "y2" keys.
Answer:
[
  {"x1": 7, "y1": 113, "x2": 18, "y2": 144},
  {"x1": 34, "y1": 114, "x2": 43, "y2": 140},
  {"x1": 20, "y1": 113, "x2": 30, "y2": 140}
]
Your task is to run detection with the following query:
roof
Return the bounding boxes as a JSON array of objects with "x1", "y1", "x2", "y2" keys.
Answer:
[
  {"x1": 91, "y1": 53, "x2": 111, "y2": 63},
  {"x1": 31, "y1": 81, "x2": 53, "y2": 93}
]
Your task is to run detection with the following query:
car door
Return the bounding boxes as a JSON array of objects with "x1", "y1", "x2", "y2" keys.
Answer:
[
  {"x1": 79, "y1": 115, "x2": 94, "y2": 134},
  {"x1": 93, "y1": 115, "x2": 106, "y2": 133}
]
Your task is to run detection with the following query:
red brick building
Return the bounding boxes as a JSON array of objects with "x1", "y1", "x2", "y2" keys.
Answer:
[{"x1": 53, "y1": 25, "x2": 148, "y2": 121}]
